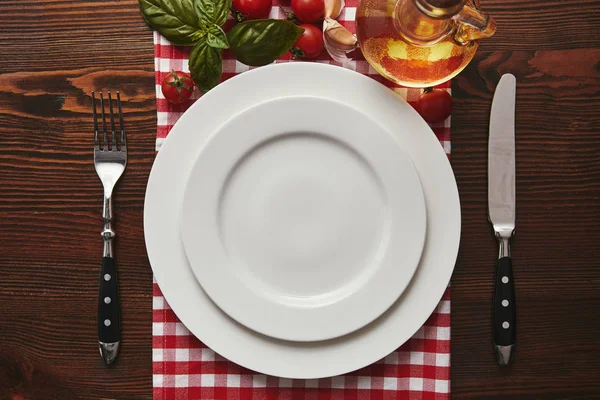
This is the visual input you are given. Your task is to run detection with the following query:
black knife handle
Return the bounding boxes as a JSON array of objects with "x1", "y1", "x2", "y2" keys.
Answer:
[
  {"x1": 98, "y1": 256, "x2": 120, "y2": 344},
  {"x1": 493, "y1": 256, "x2": 516, "y2": 360}
]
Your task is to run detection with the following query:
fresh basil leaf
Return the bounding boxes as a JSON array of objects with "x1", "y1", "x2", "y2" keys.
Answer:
[
  {"x1": 189, "y1": 39, "x2": 223, "y2": 92},
  {"x1": 207, "y1": 25, "x2": 229, "y2": 49},
  {"x1": 138, "y1": 0, "x2": 202, "y2": 45},
  {"x1": 227, "y1": 19, "x2": 304, "y2": 66},
  {"x1": 194, "y1": 0, "x2": 231, "y2": 27},
  {"x1": 192, "y1": 29, "x2": 208, "y2": 42}
]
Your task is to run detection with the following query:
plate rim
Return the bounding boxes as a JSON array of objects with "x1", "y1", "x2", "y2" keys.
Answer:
[{"x1": 144, "y1": 62, "x2": 460, "y2": 379}]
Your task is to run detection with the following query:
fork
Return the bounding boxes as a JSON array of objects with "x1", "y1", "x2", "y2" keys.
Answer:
[{"x1": 92, "y1": 91, "x2": 127, "y2": 365}]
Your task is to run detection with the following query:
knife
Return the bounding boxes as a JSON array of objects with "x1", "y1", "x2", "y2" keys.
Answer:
[{"x1": 488, "y1": 73, "x2": 517, "y2": 365}]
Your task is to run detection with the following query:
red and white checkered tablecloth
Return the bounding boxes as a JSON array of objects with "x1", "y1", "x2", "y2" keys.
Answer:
[{"x1": 152, "y1": 1, "x2": 452, "y2": 397}]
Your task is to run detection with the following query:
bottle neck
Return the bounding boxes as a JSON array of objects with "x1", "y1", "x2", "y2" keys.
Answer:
[
  {"x1": 394, "y1": 0, "x2": 453, "y2": 46},
  {"x1": 414, "y1": 0, "x2": 467, "y2": 18}
]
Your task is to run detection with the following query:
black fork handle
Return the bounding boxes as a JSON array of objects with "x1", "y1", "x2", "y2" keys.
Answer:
[{"x1": 98, "y1": 256, "x2": 120, "y2": 364}]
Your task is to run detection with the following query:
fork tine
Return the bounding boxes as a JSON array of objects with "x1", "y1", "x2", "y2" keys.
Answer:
[
  {"x1": 92, "y1": 91, "x2": 99, "y2": 150},
  {"x1": 117, "y1": 92, "x2": 126, "y2": 150},
  {"x1": 108, "y1": 92, "x2": 117, "y2": 151},
  {"x1": 100, "y1": 92, "x2": 108, "y2": 150}
]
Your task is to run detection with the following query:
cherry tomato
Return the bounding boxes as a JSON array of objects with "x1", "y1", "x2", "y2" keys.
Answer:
[
  {"x1": 415, "y1": 88, "x2": 453, "y2": 123},
  {"x1": 232, "y1": 0, "x2": 272, "y2": 21},
  {"x1": 161, "y1": 70, "x2": 195, "y2": 104},
  {"x1": 291, "y1": 0, "x2": 324, "y2": 23},
  {"x1": 291, "y1": 24, "x2": 324, "y2": 59}
]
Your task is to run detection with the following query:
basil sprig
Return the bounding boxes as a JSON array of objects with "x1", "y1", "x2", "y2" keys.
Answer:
[
  {"x1": 228, "y1": 20, "x2": 304, "y2": 66},
  {"x1": 190, "y1": 40, "x2": 223, "y2": 92},
  {"x1": 139, "y1": 0, "x2": 305, "y2": 92},
  {"x1": 195, "y1": 0, "x2": 231, "y2": 27},
  {"x1": 206, "y1": 25, "x2": 229, "y2": 49},
  {"x1": 139, "y1": 0, "x2": 201, "y2": 46}
]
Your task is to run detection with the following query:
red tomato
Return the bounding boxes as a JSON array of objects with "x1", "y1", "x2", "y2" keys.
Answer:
[
  {"x1": 291, "y1": 0, "x2": 324, "y2": 23},
  {"x1": 415, "y1": 89, "x2": 453, "y2": 123},
  {"x1": 161, "y1": 70, "x2": 195, "y2": 104},
  {"x1": 232, "y1": 0, "x2": 272, "y2": 21},
  {"x1": 291, "y1": 24, "x2": 324, "y2": 59}
]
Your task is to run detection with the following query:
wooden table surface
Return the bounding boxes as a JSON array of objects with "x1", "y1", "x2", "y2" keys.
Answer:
[{"x1": 1, "y1": 0, "x2": 598, "y2": 399}]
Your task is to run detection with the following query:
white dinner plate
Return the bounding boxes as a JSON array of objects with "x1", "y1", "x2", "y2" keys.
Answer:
[
  {"x1": 144, "y1": 62, "x2": 460, "y2": 379},
  {"x1": 181, "y1": 96, "x2": 426, "y2": 342}
]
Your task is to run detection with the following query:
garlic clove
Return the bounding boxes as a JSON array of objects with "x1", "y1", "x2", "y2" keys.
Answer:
[
  {"x1": 324, "y1": 0, "x2": 345, "y2": 19},
  {"x1": 324, "y1": 37, "x2": 353, "y2": 64},
  {"x1": 323, "y1": 17, "x2": 357, "y2": 52}
]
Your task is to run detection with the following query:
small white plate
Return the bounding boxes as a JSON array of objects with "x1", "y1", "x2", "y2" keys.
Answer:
[
  {"x1": 144, "y1": 63, "x2": 460, "y2": 379},
  {"x1": 181, "y1": 96, "x2": 426, "y2": 342}
]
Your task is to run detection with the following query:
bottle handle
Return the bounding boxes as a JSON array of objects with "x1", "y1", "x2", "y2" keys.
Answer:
[{"x1": 451, "y1": 5, "x2": 496, "y2": 44}]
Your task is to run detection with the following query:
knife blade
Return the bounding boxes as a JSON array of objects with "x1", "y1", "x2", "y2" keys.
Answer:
[{"x1": 488, "y1": 73, "x2": 517, "y2": 365}]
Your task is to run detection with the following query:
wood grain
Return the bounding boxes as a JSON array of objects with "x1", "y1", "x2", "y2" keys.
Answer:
[
  {"x1": 0, "y1": 1, "x2": 156, "y2": 399},
  {"x1": 0, "y1": 0, "x2": 599, "y2": 399},
  {"x1": 451, "y1": 48, "x2": 600, "y2": 399}
]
